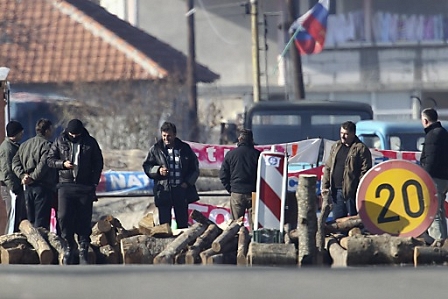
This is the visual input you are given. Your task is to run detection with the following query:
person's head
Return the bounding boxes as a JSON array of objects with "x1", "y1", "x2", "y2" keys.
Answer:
[
  {"x1": 238, "y1": 129, "x2": 254, "y2": 145},
  {"x1": 160, "y1": 121, "x2": 177, "y2": 148},
  {"x1": 6, "y1": 120, "x2": 24, "y2": 142},
  {"x1": 421, "y1": 108, "x2": 438, "y2": 128},
  {"x1": 36, "y1": 118, "x2": 53, "y2": 140},
  {"x1": 66, "y1": 119, "x2": 85, "y2": 142},
  {"x1": 340, "y1": 121, "x2": 356, "y2": 146}
]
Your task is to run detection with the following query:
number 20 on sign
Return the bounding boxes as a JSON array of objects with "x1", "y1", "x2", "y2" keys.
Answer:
[{"x1": 357, "y1": 160, "x2": 437, "y2": 237}]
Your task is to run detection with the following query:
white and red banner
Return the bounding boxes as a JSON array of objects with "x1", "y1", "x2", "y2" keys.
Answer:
[
  {"x1": 92, "y1": 139, "x2": 423, "y2": 197},
  {"x1": 187, "y1": 138, "x2": 321, "y2": 169}
]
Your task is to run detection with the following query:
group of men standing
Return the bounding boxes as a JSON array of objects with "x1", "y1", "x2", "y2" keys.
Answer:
[
  {"x1": 0, "y1": 107, "x2": 445, "y2": 266},
  {"x1": 0, "y1": 118, "x2": 103, "y2": 265},
  {"x1": 146, "y1": 108, "x2": 448, "y2": 243},
  {"x1": 323, "y1": 108, "x2": 448, "y2": 242}
]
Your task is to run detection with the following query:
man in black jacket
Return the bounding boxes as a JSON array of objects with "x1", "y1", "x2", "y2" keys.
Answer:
[
  {"x1": 47, "y1": 119, "x2": 103, "y2": 265},
  {"x1": 142, "y1": 122, "x2": 199, "y2": 229},
  {"x1": 219, "y1": 129, "x2": 260, "y2": 229},
  {"x1": 420, "y1": 108, "x2": 448, "y2": 240}
]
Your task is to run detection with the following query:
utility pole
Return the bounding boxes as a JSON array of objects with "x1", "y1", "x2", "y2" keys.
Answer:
[
  {"x1": 286, "y1": 0, "x2": 305, "y2": 99},
  {"x1": 187, "y1": 0, "x2": 199, "y2": 141},
  {"x1": 251, "y1": 0, "x2": 261, "y2": 103}
]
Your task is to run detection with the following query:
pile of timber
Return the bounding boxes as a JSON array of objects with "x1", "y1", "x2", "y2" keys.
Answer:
[{"x1": 2, "y1": 176, "x2": 448, "y2": 267}]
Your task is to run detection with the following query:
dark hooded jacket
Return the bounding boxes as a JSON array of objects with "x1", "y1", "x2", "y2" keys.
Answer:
[
  {"x1": 47, "y1": 129, "x2": 103, "y2": 187},
  {"x1": 219, "y1": 142, "x2": 261, "y2": 194},
  {"x1": 420, "y1": 121, "x2": 448, "y2": 180}
]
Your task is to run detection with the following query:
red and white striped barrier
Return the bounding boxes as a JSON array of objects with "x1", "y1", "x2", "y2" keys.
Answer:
[{"x1": 254, "y1": 150, "x2": 287, "y2": 233}]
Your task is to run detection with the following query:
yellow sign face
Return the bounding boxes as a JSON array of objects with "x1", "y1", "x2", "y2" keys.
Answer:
[{"x1": 357, "y1": 160, "x2": 437, "y2": 237}]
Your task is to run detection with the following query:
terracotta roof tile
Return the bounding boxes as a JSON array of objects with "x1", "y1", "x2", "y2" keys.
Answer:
[{"x1": 0, "y1": 0, "x2": 219, "y2": 84}]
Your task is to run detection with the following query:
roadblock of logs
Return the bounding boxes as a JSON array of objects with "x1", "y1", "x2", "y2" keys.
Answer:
[{"x1": 1, "y1": 175, "x2": 448, "y2": 266}]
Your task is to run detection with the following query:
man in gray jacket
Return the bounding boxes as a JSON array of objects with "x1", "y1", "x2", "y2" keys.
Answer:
[
  {"x1": 12, "y1": 118, "x2": 57, "y2": 230},
  {"x1": 0, "y1": 121, "x2": 27, "y2": 233}
]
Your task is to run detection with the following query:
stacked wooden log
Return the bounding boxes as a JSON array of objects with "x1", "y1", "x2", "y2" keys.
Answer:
[{"x1": 3, "y1": 185, "x2": 448, "y2": 267}]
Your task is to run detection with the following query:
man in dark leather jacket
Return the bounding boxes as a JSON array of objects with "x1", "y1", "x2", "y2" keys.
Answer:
[
  {"x1": 47, "y1": 119, "x2": 103, "y2": 265},
  {"x1": 142, "y1": 122, "x2": 199, "y2": 229}
]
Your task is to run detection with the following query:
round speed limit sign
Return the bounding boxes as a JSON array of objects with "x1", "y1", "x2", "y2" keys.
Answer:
[{"x1": 357, "y1": 160, "x2": 437, "y2": 237}]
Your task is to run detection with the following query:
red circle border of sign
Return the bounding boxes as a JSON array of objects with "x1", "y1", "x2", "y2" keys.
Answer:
[{"x1": 357, "y1": 160, "x2": 438, "y2": 237}]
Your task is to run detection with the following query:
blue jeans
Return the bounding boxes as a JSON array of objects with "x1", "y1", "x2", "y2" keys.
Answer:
[
  {"x1": 331, "y1": 188, "x2": 357, "y2": 220},
  {"x1": 427, "y1": 177, "x2": 448, "y2": 240}
]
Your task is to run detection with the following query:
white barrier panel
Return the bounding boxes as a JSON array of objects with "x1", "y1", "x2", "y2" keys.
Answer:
[{"x1": 254, "y1": 151, "x2": 287, "y2": 232}]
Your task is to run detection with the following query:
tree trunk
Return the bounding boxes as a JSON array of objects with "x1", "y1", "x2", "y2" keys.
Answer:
[
  {"x1": 91, "y1": 219, "x2": 112, "y2": 236},
  {"x1": 116, "y1": 227, "x2": 140, "y2": 243},
  {"x1": 139, "y1": 223, "x2": 172, "y2": 237},
  {"x1": 99, "y1": 244, "x2": 119, "y2": 264},
  {"x1": 345, "y1": 234, "x2": 425, "y2": 266},
  {"x1": 0, "y1": 244, "x2": 39, "y2": 264},
  {"x1": 316, "y1": 190, "x2": 331, "y2": 265},
  {"x1": 185, "y1": 224, "x2": 221, "y2": 264},
  {"x1": 325, "y1": 215, "x2": 363, "y2": 234},
  {"x1": 37, "y1": 227, "x2": 67, "y2": 265},
  {"x1": 175, "y1": 252, "x2": 186, "y2": 264},
  {"x1": 200, "y1": 248, "x2": 217, "y2": 265},
  {"x1": 138, "y1": 213, "x2": 155, "y2": 235},
  {"x1": 414, "y1": 246, "x2": 448, "y2": 266},
  {"x1": 296, "y1": 175, "x2": 317, "y2": 266},
  {"x1": 200, "y1": 238, "x2": 238, "y2": 265},
  {"x1": 247, "y1": 243, "x2": 297, "y2": 266},
  {"x1": 0, "y1": 233, "x2": 28, "y2": 246},
  {"x1": 154, "y1": 222, "x2": 206, "y2": 264},
  {"x1": 212, "y1": 220, "x2": 242, "y2": 253},
  {"x1": 100, "y1": 214, "x2": 123, "y2": 229},
  {"x1": 237, "y1": 226, "x2": 250, "y2": 266},
  {"x1": 19, "y1": 220, "x2": 53, "y2": 264},
  {"x1": 190, "y1": 209, "x2": 223, "y2": 233},
  {"x1": 325, "y1": 236, "x2": 348, "y2": 267},
  {"x1": 91, "y1": 233, "x2": 108, "y2": 247},
  {"x1": 206, "y1": 252, "x2": 237, "y2": 265},
  {"x1": 120, "y1": 235, "x2": 175, "y2": 264}
]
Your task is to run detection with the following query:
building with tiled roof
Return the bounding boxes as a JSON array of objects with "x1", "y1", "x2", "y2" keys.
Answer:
[
  {"x1": 0, "y1": 0, "x2": 219, "y2": 86},
  {"x1": 0, "y1": 0, "x2": 221, "y2": 147}
]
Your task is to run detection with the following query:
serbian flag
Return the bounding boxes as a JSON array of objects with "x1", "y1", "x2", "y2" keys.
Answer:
[{"x1": 289, "y1": 0, "x2": 329, "y2": 55}]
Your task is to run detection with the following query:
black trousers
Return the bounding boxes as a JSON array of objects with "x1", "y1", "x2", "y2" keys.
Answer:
[
  {"x1": 24, "y1": 184, "x2": 53, "y2": 230},
  {"x1": 157, "y1": 186, "x2": 189, "y2": 229},
  {"x1": 58, "y1": 184, "x2": 94, "y2": 247}
]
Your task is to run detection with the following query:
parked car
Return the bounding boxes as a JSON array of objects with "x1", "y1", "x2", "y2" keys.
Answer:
[{"x1": 356, "y1": 120, "x2": 424, "y2": 151}]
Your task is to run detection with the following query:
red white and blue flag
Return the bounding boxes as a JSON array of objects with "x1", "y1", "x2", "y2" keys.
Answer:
[{"x1": 289, "y1": 0, "x2": 329, "y2": 55}]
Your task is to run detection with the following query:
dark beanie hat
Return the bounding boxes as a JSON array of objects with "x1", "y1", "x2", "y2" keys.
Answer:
[
  {"x1": 6, "y1": 121, "x2": 24, "y2": 137},
  {"x1": 66, "y1": 119, "x2": 84, "y2": 134}
]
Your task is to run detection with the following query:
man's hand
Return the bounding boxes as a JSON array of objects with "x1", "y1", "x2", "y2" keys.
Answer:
[
  {"x1": 22, "y1": 174, "x2": 34, "y2": 185},
  {"x1": 64, "y1": 160, "x2": 74, "y2": 169},
  {"x1": 159, "y1": 166, "x2": 169, "y2": 176}
]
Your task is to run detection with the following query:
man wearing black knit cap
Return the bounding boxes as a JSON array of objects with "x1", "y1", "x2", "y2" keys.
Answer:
[
  {"x1": 0, "y1": 120, "x2": 27, "y2": 233},
  {"x1": 47, "y1": 119, "x2": 103, "y2": 265}
]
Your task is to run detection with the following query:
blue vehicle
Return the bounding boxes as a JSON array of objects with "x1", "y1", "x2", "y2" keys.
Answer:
[{"x1": 356, "y1": 120, "x2": 425, "y2": 151}]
